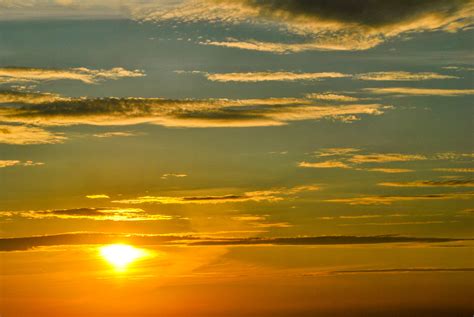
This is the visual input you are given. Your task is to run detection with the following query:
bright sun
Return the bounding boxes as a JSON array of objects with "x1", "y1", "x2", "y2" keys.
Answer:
[{"x1": 99, "y1": 244, "x2": 147, "y2": 270}]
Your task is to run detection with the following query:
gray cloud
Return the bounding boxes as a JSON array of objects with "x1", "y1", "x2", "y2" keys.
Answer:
[
  {"x1": 0, "y1": 91, "x2": 387, "y2": 128},
  {"x1": 140, "y1": 0, "x2": 474, "y2": 52},
  {"x1": 0, "y1": 233, "x2": 467, "y2": 251}
]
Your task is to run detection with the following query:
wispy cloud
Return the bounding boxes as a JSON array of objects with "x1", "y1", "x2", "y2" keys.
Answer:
[
  {"x1": 325, "y1": 192, "x2": 474, "y2": 205},
  {"x1": 161, "y1": 173, "x2": 188, "y2": 179},
  {"x1": 433, "y1": 168, "x2": 474, "y2": 173},
  {"x1": 0, "y1": 207, "x2": 178, "y2": 222},
  {"x1": 86, "y1": 194, "x2": 110, "y2": 199},
  {"x1": 299, "y1": 161, "x2": 350, "y2": 169},
  {"x1": 348, "y1": 153, "x2": 427, "y2": 163},
  {"x1": 378, "y1": 180, "x2": 474, "y2": 188},
  {"x1": 364, "y1": 87, "x2": 474, "y2": 96},
  {"x1": 356, "y1": 71, "x2": 458, "y2": 81},
  {"x1": 187, "y1": 71, "x2": 350, "y2": 82},
  {"x1": 113, "y1": 184, "x2": 320, "y2": 205},
  {"x1": 306, "y1": 93, "x2": 360, "y2": 102},
  {"x1": 92, "y1": 131, "x2": 142, "y2": 138},
  {"x1": 364, "y1": 168, "x2": 414, "y2": 173},
  {"x1": 0, "y1": 67, "x2": 144, "y2": 85},
  {"x1": 0, "y1": 124, "x2": 66, "y2": 145},
  {"x1": 0, "y1": 160, "x2": 42, "y2": 168}
]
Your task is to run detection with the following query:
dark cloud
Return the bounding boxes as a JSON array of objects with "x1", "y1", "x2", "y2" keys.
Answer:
[
  {"x1": 0, "y1": 90, "x2": 385, "y2": 128},
  {"x1": 238, "y1": 0, "x2": 472, "y2": 28},
  {"x1": 0, "y1": 233, "x2": 468, "y2": 251}
]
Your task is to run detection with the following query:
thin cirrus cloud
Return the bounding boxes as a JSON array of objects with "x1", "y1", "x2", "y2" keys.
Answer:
[
  {"x1": 299, "y1": 149, "x2": 426, "y2": 172},
  {"x1": 113, "y1": 185, "x2": 320, "y2": 205},
  {"x1": 433, "y1": 168, "x2": 474, "y2": 173},
  {"x1": 92, "y1": 131, "x2": 142, "y2": 138},
  {"x1": 161, "y1": 173, "x2": 188, "y2": 179},
  {"x1": 355, "y1": 71, "x2": 459, "y2": 81},
  {"x1": 0, "y1": 91, "x2": 388, "y2": 128},
  {"x1": 0, "y1": 232, "x2": 466, "y2": 251},
  {"x1": 181, "y1": 70, "x2": 457, "y2": 83},
  {"x1": 364, "y1": 87, "x2": 474, "y2": 96},
  {"x1": 0, "y1": 207, "x2": 178, "y2": 222},
  {"x1": 0, "y1": 67, "x2": 145, "y2": 85},
  {"x1": 86, "y1": 194, "x2": 110, "y2": 199},
  {"x1": 378, "y1": 180, "x2": 474, "y2": 188},
  {"x1": 0, "y1": 124, "x2": 67, "y2": 145},
  {"x1": 325, "y1": 192, "x2": 474, "y2": 205},
  {"x1": 186, "y1": 71, "x2": 351, "y2": 82},
  {"x1": 137, "y1": 0, "x2": 474, "y2": 52}
]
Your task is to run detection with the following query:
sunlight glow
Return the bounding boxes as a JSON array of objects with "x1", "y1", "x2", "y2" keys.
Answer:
[{"x1": 99, "y1": 244, "x2": 148, "y2": 270}]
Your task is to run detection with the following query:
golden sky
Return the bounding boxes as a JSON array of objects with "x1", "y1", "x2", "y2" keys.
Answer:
[{"x1": 0, "y1": 1, "x2": 473, "y2": 316}]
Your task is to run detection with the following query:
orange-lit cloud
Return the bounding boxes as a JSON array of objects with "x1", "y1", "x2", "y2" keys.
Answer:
[
  {"x1": 356, "y1": 71, "x2": 458, "y2": 81},
  {"x1": 0, "y1": 160, "x2": 41, "y2": 168},
  {"x1": 0, "y1": 91, "x2": 388, "y2": 128},
  {"x1": 326, "y1": 192, "x2": 474, "y2": 205},
  {"x1": 113, "y1": 184, "x2": 320, "y2": 205},
  {"x1": 378, "y1": 180, "x2": 474, "y2": 188},
  {"x1": 138, "y1": 0, "x2": 474, "y2": 52},
  {"x1": 0, "y1": 67, "x2": 144, "y2": 84},
  {"x1": 364, "y1": 87, "x2": 474, "y2": 96},
  {"x1": 0, "y1": 207, "x2": 178, "y2": 222},
  {"x1": 0, "y1": 124, "x2": 66, "y2": 145}
]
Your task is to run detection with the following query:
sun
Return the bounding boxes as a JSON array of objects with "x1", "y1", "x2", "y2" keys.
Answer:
[{"x1": 99, "y1": 244, "x2": 148, "y2": 270}]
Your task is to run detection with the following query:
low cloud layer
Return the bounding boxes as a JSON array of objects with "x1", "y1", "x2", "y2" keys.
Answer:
[
  {"x1": 0, "y1": 91, "x2": 387, "y2": 128},
  {"x1": 0, "y1": 232, "x2": 467, "y2": 251}
]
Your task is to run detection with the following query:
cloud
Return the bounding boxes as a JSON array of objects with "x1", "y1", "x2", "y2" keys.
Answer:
[
  {"x1": 0, "y1": 90, "x2": 66, "y2": 104},
  {"x1": 86, "y1": 194, "x2": 110, "y2": 199},
  {"x1": 0, "y1": 91, "x2": 388, "y2": 128},
  {"x1": 161, "y1": 173, "x2": 188, "y2": 180},
  {"x1": 306, "y1": 93, "x2": 360, "y2": 102},
  {"x1": 325, "y1": 192, "x2": 474, "y2": 205},
  {"x1": 0, "y1": 159, "x2": 43, "y2": 168},
  {"x1": 138, "y1": 0, "x2": 474, "y2": 52},
  {"x1": 0, "y1": 124, "x2": 66, "y2": 145},
  {"x1": 189, "y1": 71, "x2": 350, "y2": 82},
  {"x1": 113, "y1": 184, "x2": 319, "y2": 205},
  {"x1": 314, "y1": 147, "x2": 361, "y2": 157},
  {"x1": 364, "y1": 87, "x2": 474, "y2": 96},
  {"x1": 379, "y1": 180, "x2": 474, "y2": 187},
  {"x1": 92, "y1": 131, "x2": 141, "y2": 138},
  {"x1": 433, "y1": 168, "x2": 474, "y2": 173},
  {"x1": 365, "y1": 168, "x2": 414, "y2": 173},
  {"x1": 299, "y1": 161, "x2": 350, "y2": 169},
  {"x1": 0, "y1": 67, "x2": 144, "y2": 85},
  {"x1": 0, "y1": 232, "x2": 466, "y2": 251},
  {"x1": 356, "y1": 71, "x2": 458, "y2": 81},
  {"x1": 340, "y1": 221, "x2": 448, "y2": 226},
  {"x1": 348, "y1": 153, "x2": 427, "y2": 163},
  {"x1": 0, "y1": 207, "x2": 178, "y2": 222},
  {"x1": 309, "y1": 267, "x2": 474, "y2": 276},
  {"x1": 300, "y1": 149, "x2": 426, "y2": 172}
]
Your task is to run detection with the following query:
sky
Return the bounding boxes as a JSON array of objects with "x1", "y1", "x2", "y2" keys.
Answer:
[{"x1": 0, "y1": 1, "x2": 473, "y2": 316}]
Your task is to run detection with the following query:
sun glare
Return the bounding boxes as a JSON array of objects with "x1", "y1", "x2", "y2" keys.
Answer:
[{"x1": 99, "y1": 244, "x2": 147, "y2": 270}]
